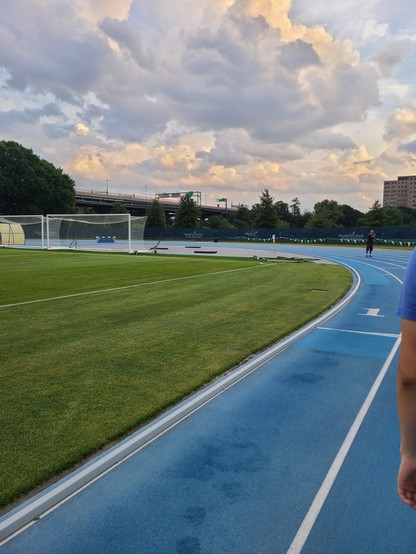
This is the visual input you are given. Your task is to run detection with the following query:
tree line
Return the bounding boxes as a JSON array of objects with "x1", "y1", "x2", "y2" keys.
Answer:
[
  {"x1": 147, "y1": 190, "x2": 416, "y2": 230},
  {"x1": 1, "y1": 141, "x2": 415, "y2": 229}
]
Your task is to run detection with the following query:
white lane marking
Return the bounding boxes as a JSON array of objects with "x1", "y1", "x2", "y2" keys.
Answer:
[
  {"x1": 324, "y1": 258, "x2": 406, "y2": 285},
  {"x1": 286, "y1": 335, "x2": 402, "y2": 554},
  {"x1": 317, "y1": 326, "x2": 400, "y2": 338},
  {"x1": 286, "y1": 259, "x2": 404, "y2": 553},
  {"x1": 360, "y1": 308, "x2": 384, "y2": 317},
  {"x1": 334, "y1": 256, "x2": 408, "y2": 271},
  {"x1": 0, "y1": 264, "x2": 265, "y2": 309}
]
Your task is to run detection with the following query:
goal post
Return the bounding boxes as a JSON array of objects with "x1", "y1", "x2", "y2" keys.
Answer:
[
  {"x1": 0, "y1": 215, "x2": 45, "y2": 248},
  {"x1": 46, "y1": 213, "x2": 147, "y2": 252}
]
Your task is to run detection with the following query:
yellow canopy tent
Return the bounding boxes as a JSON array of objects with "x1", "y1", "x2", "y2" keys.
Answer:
[{"x1": 0, "y1": 223, "x2": 25, "y2": 245}]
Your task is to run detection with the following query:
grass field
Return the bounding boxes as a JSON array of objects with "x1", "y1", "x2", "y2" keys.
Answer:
[{"x1": 0, "y1": 248, "x2": 351, "y2": 510}]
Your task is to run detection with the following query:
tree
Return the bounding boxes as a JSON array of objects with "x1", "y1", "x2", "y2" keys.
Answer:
[
  {"x1": 396, "y1": 206, "x2": 416, "y2": 226},
  {"x1": 382, "y1": 206, "x2": 404, "y2": 226},
  {"x1": 307, "y1": 199, "x2": 342, "y2": 227},
  {"x1": 112, "y1": 201, "x2": 128, "y2": 213},
  {"x1": 145, "y1": 199, "x2": 165, "y2": 228},
  {"x1": 231, "y1": 204, "x2": 252, "y2": 228},
  {"x1": 172, "y1": 194, "x2": 201, "y2": 228},
  {"x1": 358, "y1": 202, "x2": 406, "y2": 227},
  {"x1": 0, "y1": 140, "x2": 76, "y2": 214},
  {"x1": 290, "y1": 197, "x2": 304, "y2": 228},
  {"x1": 358, "y1": 200, "x2": 385, "y2": 227},
  {"x1": 252, "y1": 189, "x2": 278, "y2": 228},
  {"x1": 275, "y1": 201, "x2": 290, "y2": 224},
  {"x1": 206, "y1": 215, "x2": 234, "y2": 229},
  {"x1": 302, "y1": 210, "x2": 313, "y2": 227},
  {"x1": 338, "y1": 204, "x2": 364, "y2": 227}
]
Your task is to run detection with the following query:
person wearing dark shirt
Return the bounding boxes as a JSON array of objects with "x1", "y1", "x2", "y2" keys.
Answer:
[{"x1": 366, "y1": 230, "x2": 376, "y2": 257}]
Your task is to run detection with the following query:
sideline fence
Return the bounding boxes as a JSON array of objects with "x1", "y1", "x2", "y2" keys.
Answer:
[
  {"x1": 144, "y1": 226, "x2": 416, "y2": 247},
  {"x1": 1, "y1": 217, "x2": 416, "y2": 249}
]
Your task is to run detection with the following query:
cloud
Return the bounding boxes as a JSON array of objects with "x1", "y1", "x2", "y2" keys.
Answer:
[
  {"x1": 380, "y1": 147, "x2": 407, "y2": 166},
  {"x1": 0, "y1": 2, "x2": 116, "y2": 101},
  {"x1": 0, "y1": 103, "x2": 62, "y2": 127},
  {"x1": 99, "y1": 18, "x2": 154, "y2": 69},
  {"x1": 279, "y1": 39, "x2": 321, "y2": 70},
  {"x1": 74, "y1": 123, "x2": 90, "y2": 136},
  {"x1": 383, "y1": 109, "x2": 416, "y2": 141},
  {"x1": 399, "y1": 141, "x2": 416, "y2": 154},
  {"x1": 205, "y1": 134, "x2": 251, "y2": 166},
  {"x1": 0, "y1": 0, "x2": 415, "y2": 212},
  {"x1": 72, "y1": 0, "x2": 131, "y2": 24},
  {"x1": 372, "y1": 39, "x2": 412, "y2": 78},
  {"x1": 298, "y1": 130, "x2": 355, "y2": 150},
  {"x1": 171, "y1": 4, "x2": 379, "y2": 145},
  {"x1": 288, "y1": 1, "x2": 388, "y2": 44}
]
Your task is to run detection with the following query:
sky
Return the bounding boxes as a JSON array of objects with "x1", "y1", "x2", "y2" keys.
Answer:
[{"x1": 1, "y1": 0, "x2": 416, "y2": 213}]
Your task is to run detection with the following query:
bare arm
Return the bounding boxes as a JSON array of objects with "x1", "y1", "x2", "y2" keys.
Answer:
[{"x1": 397, "y1": 318, "x2": 416, "y2": 508}]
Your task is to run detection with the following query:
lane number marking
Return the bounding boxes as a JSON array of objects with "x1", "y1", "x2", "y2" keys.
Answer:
[{"x1": 360, "y1": 308, "x2": 384, "y2": 317}]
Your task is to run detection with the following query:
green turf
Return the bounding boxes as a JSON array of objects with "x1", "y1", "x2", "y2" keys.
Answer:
[{"x1": 0, "y1": 248, "x2": 351, "y2": 509}]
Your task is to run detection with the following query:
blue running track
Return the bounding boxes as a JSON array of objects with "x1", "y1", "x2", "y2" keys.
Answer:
[{"x1": 1, "y1": 245, "x2": 414, "y2": 553}]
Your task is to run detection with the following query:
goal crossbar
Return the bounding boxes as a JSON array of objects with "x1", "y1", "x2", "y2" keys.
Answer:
[{"x1": 46, "y1": 213, "x2": 147, "y2": 252}]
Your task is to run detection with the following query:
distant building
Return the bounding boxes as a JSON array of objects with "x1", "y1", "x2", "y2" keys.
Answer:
[{"x1": 383, "y1": 175, "x2": 416, "y2": 209}]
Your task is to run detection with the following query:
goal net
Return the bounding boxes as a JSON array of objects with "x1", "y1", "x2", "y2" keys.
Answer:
[
  {"x1": 46, "y1": 214, "x2": 147, "y2": 252},
  {"x1": 0, "y1": 215, "x2": 45, "y2": 248}
]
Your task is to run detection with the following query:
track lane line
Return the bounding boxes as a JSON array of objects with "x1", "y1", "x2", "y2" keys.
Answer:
[
  {"x1": 287, "y1": 336, "x2": 401, "y2": 554},
  {"x1": 317, "y1": 326, "x2": 400, "y2": 338},
  {"x1": 286, "y1": 257, "x2": 403, "y2": 554}
]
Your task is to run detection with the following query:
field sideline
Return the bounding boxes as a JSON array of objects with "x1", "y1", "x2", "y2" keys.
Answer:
[{"x1": 0, "y1": 248, "x2": 351, "y2": 510}]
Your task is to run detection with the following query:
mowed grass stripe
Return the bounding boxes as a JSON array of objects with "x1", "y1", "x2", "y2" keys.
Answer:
[
  {"x1": 0, "y1": 249, "x2": 258, "y2": 305},
  {"x1": 1, "y1": 265, "x2": 264, "y2": 308},
  {"x1": 0, "y1": 249, "x2": 351, "y2": 509}
]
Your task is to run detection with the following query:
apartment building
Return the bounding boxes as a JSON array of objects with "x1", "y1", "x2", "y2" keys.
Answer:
[{"x1": 383, "y1": 175, "x2": 416, "y2": 209}]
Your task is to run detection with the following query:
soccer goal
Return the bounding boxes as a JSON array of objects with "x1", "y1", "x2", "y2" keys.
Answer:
[
  {"x1": 0, "y1": 215, "x2": 45, "y2": 248},
  {"x1": 46, "y1": 213, "x2": 147, "y2": 252}
]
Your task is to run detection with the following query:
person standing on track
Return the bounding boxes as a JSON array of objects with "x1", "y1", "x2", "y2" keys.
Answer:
[
  {"x1": 397, "y1": 247, "x2": 416, "y2": 508},
  {"x1": 365, "y1": 230, "x2": 376, "y2": 257}
]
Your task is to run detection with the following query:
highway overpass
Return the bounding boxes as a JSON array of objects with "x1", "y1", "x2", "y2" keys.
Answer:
[{"x1": 75, "y1": 189, "x2": 237, "y2": 219}]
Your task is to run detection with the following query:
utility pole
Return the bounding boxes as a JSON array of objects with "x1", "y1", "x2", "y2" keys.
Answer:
[{"x1": 106, "y1": 179, "x2": 109, "y2": 195}]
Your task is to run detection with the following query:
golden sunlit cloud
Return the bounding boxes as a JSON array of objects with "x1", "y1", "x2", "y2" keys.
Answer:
[
  {"x1": 385, "y1": 108, "x2": 416, "y2": 140},
  {"x1": 209, "y1": 165, "x2": 238, "y2": 183},
  {"x1": 155, "y1": 144, "x2": 197, "y2": 171},
  {"x1": 256, "y1": 161, "x2": 280, "y2": 176},
  {"x1": 70, "y1": 143, "x2": 149, "y2": 181},
  {"x1": 74, "y1": 123, "x2": 90, "y2": 136},
  {"x1": 73, "y1": 0, "x2": 131, "y2": 23},
  {"x1": 73, "y1": 150, "x2": 107, "y2": 181}
]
